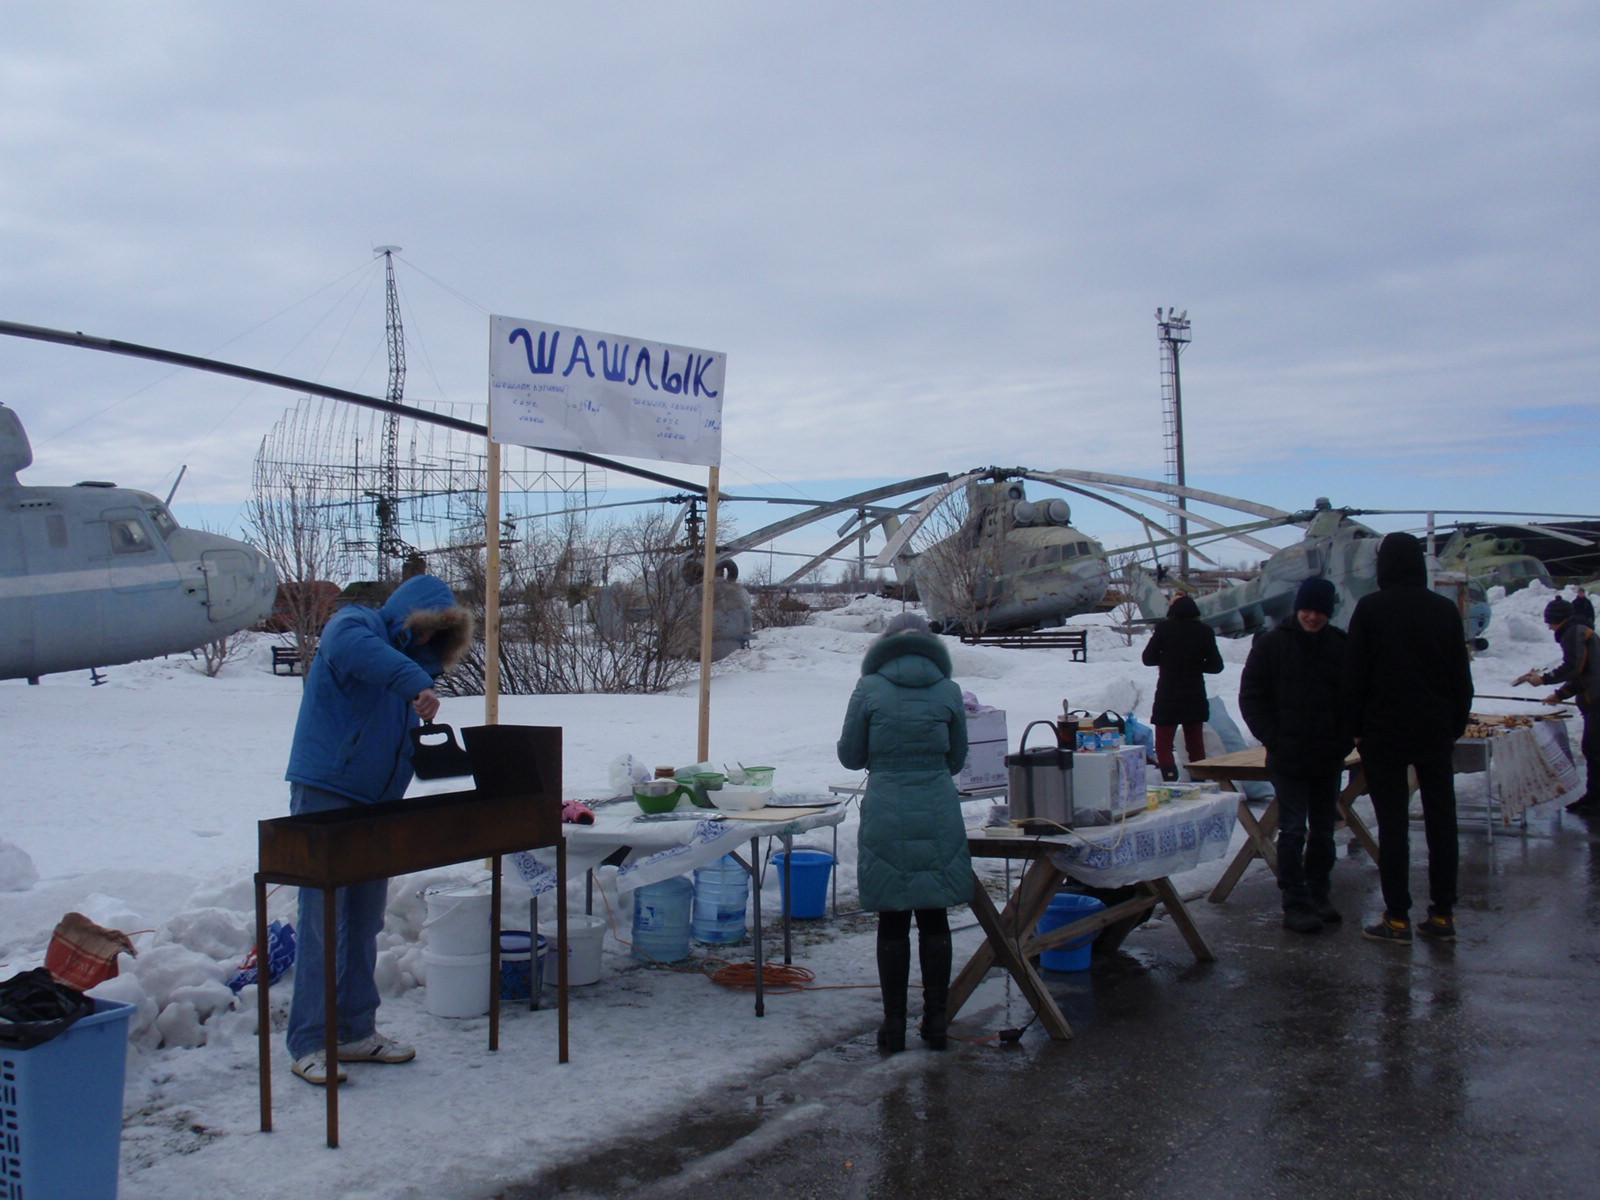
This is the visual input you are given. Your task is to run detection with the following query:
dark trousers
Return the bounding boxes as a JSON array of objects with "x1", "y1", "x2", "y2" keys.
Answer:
[
  {"x1": 1155, "y1": 723, "x2": 1207, "y2": 771},
  {"x1": 1362, "y1": 745, "x2": 1459, "y2": 920},
  {"x1": 1272, "y1": 770, "x2": 1340, "y2": 907},
  {"x1": 1580, "y1": 703, "x2": 1598, "y2": 799}
]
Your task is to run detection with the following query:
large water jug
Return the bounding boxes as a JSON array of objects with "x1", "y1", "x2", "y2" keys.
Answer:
[
  {"x1": 631, "y1": 875, "x2": 694, "y2": 963},
  {"x1": 692, "y1": 854, "x2": 749, "y2": 943}
]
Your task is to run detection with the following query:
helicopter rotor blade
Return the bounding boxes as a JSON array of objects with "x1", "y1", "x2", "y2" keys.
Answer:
[
  {"x1": 1038, "y1": 468, "x2": 1290, "y2": 520},
  {"x1": 0, "y1": 318, "x2": 709, "y2": 494},
  {"x1": 721, "y1": 472, "x2": 952, "y2": 555},
  {"x1": 870, "y1": 471, "x2": 985, "y2": 567}
]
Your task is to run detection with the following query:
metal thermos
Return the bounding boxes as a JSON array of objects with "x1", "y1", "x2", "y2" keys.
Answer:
[{"x1": 1006, "y1": 720, "x2": 1075, "y2": 826}]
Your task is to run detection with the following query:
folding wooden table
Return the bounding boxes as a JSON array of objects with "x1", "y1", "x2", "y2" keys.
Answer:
[
  {"x1": 1186, "y1": 747, "x2": 1377, "y2": 903},
  {"x1": 948, "y1": 795, "x2": 1237, "y2": 1040}
]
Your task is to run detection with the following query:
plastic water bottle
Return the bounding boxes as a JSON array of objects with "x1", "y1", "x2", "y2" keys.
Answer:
[
  {"x1": 631, "y1": 875, "x2": 694, "y2": 963},
  {"x1": 691, "y1": 854, "x2": 749, "y2": 944}
]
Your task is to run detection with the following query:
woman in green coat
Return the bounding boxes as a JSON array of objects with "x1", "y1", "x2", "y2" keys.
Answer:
[{"x1": 837, "y1": 612, "x2": 971, "y2": 1051}]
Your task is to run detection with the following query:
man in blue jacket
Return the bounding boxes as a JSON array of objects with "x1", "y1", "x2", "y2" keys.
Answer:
[{"x1": 284, "y1": 574, "x2": 474, "y2": 1085}]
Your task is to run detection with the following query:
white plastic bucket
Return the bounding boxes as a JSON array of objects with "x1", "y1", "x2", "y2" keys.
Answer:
[
  {"x1": 423, "y1": 883, "x2": 493, "y2": 958},
  {"x1": 422, "y1": 950, "x2": 491, "y2": 1018},
  {"x1": 538, "y1": 914, "x2": 607, "y2": 987}
]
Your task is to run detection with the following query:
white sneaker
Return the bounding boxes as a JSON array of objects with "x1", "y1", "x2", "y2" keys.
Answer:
[
  {"x1": 291, "y1": 1050, "x2": 348, "y2": 1086},
  {"x1": 336, "y1": 1032, "x2": 416, "y2": 1063}
]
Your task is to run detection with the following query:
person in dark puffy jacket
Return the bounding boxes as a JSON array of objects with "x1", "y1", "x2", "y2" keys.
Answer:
[
  {"x1": 1517, "y1": 597, "x2": 1600, "y2": 814},
  {"x1": 284, "y1": 574, "x2": 474, "y2": 1085},
  {"x1": 1342, "y1": 533, "x2": 1473, "y2": 946},
  {"x1": 1141, "y1": 593, "x2": 1225, "y2": 780},
  {"x1": 837, "y1": 612, "x2": 970, "y2": 1052},
  {"x1": 1239, "y1": 577, "x2": 1352, "y2": 934}
]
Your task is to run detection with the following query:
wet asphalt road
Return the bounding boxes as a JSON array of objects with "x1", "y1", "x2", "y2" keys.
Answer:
[{"x1": 503, "y1": 809, "x2": 1600, "y2": 1200}]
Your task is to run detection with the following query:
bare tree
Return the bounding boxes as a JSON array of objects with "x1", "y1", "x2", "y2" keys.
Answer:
[
  {"x1": 193, "y1": 633, "x2": 246, "y2": 677},
  {"x1": 247, "y1": 468, "x2": 350, "y2": 674},
  {"x1": 907, "y1": 488, "x2": 1007, "y2": 636}
]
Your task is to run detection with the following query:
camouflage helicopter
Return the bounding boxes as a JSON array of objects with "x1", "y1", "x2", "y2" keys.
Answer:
[{"x1": 1117, "y1": 495, "x2": 1493, "y2": 643}]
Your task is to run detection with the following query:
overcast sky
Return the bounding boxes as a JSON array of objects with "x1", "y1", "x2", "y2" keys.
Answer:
[{"x1": 3, "y1": 2, "x2": 1596, "y2": 552}]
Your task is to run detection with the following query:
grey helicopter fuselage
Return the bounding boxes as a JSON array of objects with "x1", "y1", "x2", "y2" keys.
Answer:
[
  {"x1": 911, "y1": 480, "x2": 1111, "y2": 634},
  {"x1": 0, "y1": 404, "x2": 277, "y2": 680}
]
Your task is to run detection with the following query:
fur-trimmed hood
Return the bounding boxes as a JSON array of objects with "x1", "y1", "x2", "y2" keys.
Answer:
[
  {"x1": 860, "y1": 629, "x2": 953, "y2": 685},
  {"x1": 380, "y1": 575, "x2": 474, "y2": 672}
]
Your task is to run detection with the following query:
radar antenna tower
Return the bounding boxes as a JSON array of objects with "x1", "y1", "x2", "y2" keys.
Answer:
[
  {"x1": 1156, "y1": 307, "x2": 1192, "y2": 577},
  {"x1": 375, "y1": 245, "x2": 409, "y2": 576}
]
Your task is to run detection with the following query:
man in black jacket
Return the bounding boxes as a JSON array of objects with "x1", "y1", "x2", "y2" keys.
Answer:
[
  {"x1": 1342, "y1": 533, "x2": 1474, "y2": 945},
  {"x1": 1239, "y1": 577, "x2": 1351, "y2": 934},
  {"x1": 1517, "y1": 597, "x2": 1600, "y2": 814}
]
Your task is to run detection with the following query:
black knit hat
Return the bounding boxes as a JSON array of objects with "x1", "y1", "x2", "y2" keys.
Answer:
[
  {"x1": 1545, "y1": 598, "x2": 1573, "y2": 625},
  {"x1": 1293, "y1": 577, "x2": 1337, "y2": 617}
]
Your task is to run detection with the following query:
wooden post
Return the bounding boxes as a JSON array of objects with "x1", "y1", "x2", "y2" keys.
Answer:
[
  {"x1": 696, "y1": 467, "x2": 720, "y2": 762},
  {"x1": 485, "y1": 438, "x2": 502, "y2": 727}
]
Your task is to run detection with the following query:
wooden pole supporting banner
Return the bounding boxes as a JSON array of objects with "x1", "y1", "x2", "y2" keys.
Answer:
[
  {"x1": 484, "y1": 438, "x2": 502, "y2": 727},
  {"x1": 697, "y1": 466, "x2": 720, "y2": 762}
]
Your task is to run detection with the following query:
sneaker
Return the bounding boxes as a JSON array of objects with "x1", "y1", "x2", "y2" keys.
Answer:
[
  {"x1": 1363, "y1": 915, "x2": 1412, "y2": 945},
  {"x1": 336, "y1": 1032, "x2": 416, "y2": 1064},
  {"x1": 1282, "y1": 905, "x2": 1323, "y2": 935},
  {"x1": 291, "y1": 1050, "x2": 348, "y2": 1086},
  {"x1": 1310, "y1": 897, "x2": 1343, "y2": 925},
  {"x1": 1416, "y1": 912, "x2": 1457, "y2": 942}
]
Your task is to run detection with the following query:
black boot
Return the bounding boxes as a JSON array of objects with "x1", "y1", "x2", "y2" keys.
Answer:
[
  {"x1": 876, "y1": 928, "x2": 910, "y2": 1053},
  {"x1": 1160, "y1": 765, "x2": 1180, "y2": 783},
  {"x1": 917, "y1": 928, "x2": 953, "y2": 1050}
]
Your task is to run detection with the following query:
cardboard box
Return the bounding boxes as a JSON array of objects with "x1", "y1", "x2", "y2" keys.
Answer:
[
  {"x1": 959, "y1": 739, "x2": 1008, "y2": 792},
  {"x1": 965, "y1": 708, "x2": 1008, "y2": 746}
]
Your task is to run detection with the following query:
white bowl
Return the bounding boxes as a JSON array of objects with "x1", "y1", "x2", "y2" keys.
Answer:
[{"x1": 712, "y1": 785, "x2": 772, "y2": 812}]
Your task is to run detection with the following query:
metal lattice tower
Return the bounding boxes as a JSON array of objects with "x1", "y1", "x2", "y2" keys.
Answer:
[
  {"x1": 1156, "y1": 307, "x2": 1192, "y2": 576},
  {"x1": 375, "y1": 246, "x2": 408, "y2": 576}
]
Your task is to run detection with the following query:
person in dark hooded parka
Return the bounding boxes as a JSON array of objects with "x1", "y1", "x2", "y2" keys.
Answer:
[
  {"x1": 838, "y1": 612, "x2": 970, "y2": 1052},
  {"x1": 1341, "y1": 533, "x2": 1473, "y2": 945},
  {"x1": 1141, "y1": 593, "x2": 1225, "y2": 781},
  {"x1": 284, "y1": 574, "x2": 474, "y2": 1084},
  {"x1": 1239, "y1": 577, "x2": 1352, "y2": 934}
]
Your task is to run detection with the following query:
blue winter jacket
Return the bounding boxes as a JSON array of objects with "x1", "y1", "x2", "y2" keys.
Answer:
[{"x1": 286, "y1": 575, "x2": 457, "y2": 803}]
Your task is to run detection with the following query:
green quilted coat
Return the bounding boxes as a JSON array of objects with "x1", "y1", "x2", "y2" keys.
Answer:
[{"x1": 837, "y1": 631, "x2": 971, "y2": 912}]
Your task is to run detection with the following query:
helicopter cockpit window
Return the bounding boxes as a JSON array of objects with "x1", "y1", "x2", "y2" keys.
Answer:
[
  {"x1": 109, "y1": 517, "x2": 153, "y2": 554},
  {"x1": 147, "y1": 506, "x2": 178, "y2": 539}
]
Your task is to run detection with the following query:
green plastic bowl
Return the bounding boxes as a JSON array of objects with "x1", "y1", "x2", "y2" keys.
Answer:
[
  {"x1": 740, "y1": 766, "x2": 776, "y2": 787},
  {"x1": 634, "y1": 782, "x2": 685, "y2": 814}
]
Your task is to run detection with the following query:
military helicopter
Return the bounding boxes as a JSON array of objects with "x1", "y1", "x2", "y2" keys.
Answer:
[
  {"x1": 1119, "y1": 496, "x2": 1492, "y2": 642},
  {"x1": 1436, "y1": 530, "x2": 1551, "y2": 595},
  {"x1": 0, "y1": 403, "x2": 278, "y2": 681},
  {"x1": 860, "y1": 469, "x2": 1112, "y2": 634}
]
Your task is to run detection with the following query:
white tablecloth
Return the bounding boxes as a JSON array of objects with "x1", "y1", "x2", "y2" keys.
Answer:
[
  {"x1": 1456, "y1": 723, "x2": 1580, "y2": 821},
  {"x1": 979, "y1": 792, "x2": 1239, "y2": 888},
  {"x1": 510, "y1": 796, "x2": 848, "y2": 896}
]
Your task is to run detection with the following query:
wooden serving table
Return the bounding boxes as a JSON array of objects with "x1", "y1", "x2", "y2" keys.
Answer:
[
  {"x1": 1186, "y1": 747, "x2": 1378, "y2": 903},
  {"x1": 256, "y1": 725, "x2": 567, "y2": 1147},
  {"x1": 949, "y1": 795, "x2": 1237, "y2": 1041}
]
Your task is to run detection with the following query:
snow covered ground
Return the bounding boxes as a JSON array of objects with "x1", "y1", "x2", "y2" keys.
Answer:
[{"x1": 0, "y1": 585, "x2": 1582, "y2": 1199}]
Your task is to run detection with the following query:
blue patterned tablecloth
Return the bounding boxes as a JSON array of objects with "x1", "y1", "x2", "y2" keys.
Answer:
[
  {"x1": 976, "y1": 792, "x2": 1239, "y2": 888},
  {"x1": 510, "y1": 797, "x2": 848, "y2": 896}
]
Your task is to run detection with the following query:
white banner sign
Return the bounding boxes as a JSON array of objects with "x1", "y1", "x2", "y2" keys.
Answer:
[{"x1": 488, "y1": 315, "x2": 724, "y2": 467}]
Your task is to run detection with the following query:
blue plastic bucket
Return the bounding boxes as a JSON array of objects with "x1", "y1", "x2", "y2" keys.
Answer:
[
  {"x1": 1035, "y1": 891, "x2": 1106, "y2": 972},
  {"x1": 772, "y1": 849, "x2": 834, "y2": 919},
  {"x1": 0, "y1": 997, "x2": 132, "y2": 1200},
  {"x1": 692, "y1": 854, "x2": 749, "y2": 943},
  {"x1": 499, "y1": 930, "x2": 548, "y2": 1001},
  {"x1": 632, "y1": 875, "x2": 695, "y2": 963}
]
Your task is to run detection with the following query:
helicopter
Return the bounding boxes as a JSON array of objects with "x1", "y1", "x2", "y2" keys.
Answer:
[
  {"x1": 1120, "y1": 497, "x2": 1493, "y2": 643},
  {"x1": 861, "y1": 469, "x2": 1112, "y2": 635},
  {"x1": 0, "y1": 403, "x2": 278, "y2": 681},
  {"x1": 1436, "y1": 530, "x2": 1551, "y2": 595}
]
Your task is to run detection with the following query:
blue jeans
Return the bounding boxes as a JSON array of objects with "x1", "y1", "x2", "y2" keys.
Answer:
[
  {"x1": 1272, "y1": 770, "x2": 1339, "y2": 907},
  {"x1": 285, "y1": 783, "x2": 389, "y2": 1058}
]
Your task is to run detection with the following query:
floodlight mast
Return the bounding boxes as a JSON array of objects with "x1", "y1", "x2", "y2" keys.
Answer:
[{"x1": 1157, "y1": 307, "x2": 1192, "y2": 577}]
